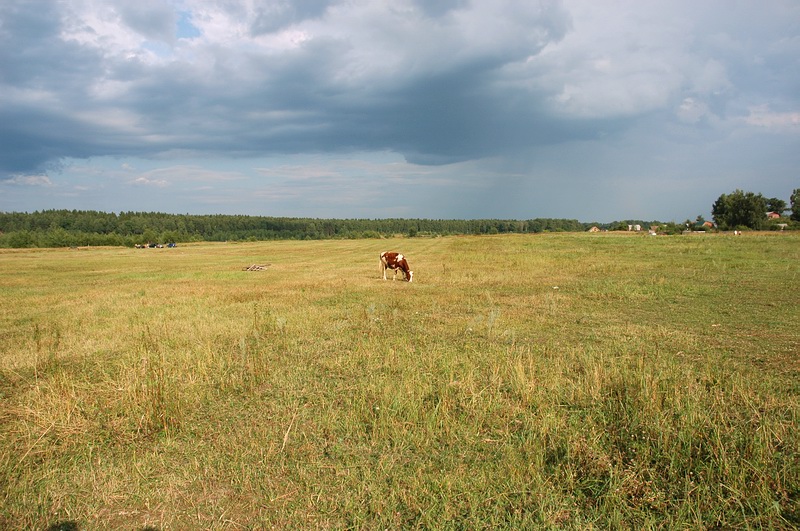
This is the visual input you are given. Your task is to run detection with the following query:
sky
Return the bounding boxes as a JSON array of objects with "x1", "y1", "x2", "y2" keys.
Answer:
[{"x1": 1, "y1": 0, "x2": 798, "y2": 222}]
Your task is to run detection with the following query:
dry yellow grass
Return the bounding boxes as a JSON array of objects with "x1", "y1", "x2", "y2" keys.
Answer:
[{"x1": 1, "y1": 233, "x2": 798, "y2": 529}]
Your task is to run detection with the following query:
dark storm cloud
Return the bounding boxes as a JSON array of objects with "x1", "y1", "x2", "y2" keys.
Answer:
[
  {"x1": 119, "y1": 1, "x2": 177, "y2": 42},
  {"x1": 0, "y1": 0, "x2": 576, "y2": 179},
  {"x1": 0, "y1": 3, "x2": 94, "y2": 88},
  {"x1": 250, "y1": 0, "x2": 331, "y2": 34},
  {"x1": 410, "y1": 0, "x2": 470, "y2": 18}
]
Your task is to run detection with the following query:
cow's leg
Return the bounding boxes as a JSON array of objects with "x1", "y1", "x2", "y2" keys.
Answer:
[{"x1": 380, "y1": 253, "x2": 388, "y2": 280}]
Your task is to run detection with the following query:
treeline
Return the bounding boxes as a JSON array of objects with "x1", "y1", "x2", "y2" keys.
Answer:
[{"x1": 0, "y1": 210, "x2": 617, "y2": 248}]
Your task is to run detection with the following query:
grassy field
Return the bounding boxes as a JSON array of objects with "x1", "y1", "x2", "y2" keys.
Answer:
[{"x1": 1, "y1": 232, "x2": 798, "y2": 529}]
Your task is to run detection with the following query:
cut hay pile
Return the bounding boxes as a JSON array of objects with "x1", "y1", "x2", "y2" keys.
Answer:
[{"x1": 242, "y1": 264, "x2": 270, "y2": 271}]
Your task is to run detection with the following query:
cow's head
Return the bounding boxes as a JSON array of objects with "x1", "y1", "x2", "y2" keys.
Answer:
[{"x1": 407, "y1": 270, "x2": 413, "y2": 282}]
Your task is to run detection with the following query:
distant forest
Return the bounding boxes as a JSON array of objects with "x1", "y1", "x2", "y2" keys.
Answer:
[{"x1": 0, "y1": 210, "x2": 671, "y2": 248}]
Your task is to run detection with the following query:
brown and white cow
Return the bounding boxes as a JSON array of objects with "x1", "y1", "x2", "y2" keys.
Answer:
[{"x1": 380, "y1": 251, "x2": 413, "y2": 282}]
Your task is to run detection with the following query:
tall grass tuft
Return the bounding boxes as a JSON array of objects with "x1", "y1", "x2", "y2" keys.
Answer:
[{"x1": 135, "y1": 327, "x2": 181, "y2": 437}]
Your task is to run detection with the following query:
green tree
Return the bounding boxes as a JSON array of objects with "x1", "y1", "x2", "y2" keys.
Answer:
[
  {"x1": 766, "y1": 197, "x2": 787, "y2": 215},
  {"x1": 6, "y1": 231, "x2": 35, "y2": 248},
  {"x1": 712, "y1": 189, "x2": 767, "y2": 230},
  {"x1": 141, "y1": 229, "x2": 159, "y2": 245},
  {"x1": 791, "y1": 189, "x2": 800, "y2": 222}
]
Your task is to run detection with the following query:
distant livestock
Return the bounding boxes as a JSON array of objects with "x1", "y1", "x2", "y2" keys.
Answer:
[
  {"x1": 134, "y1": 242, "x2": 177, "y2": 249},
  {"x1": 380, "y1": 251, "x2": 413, "y2": 282}
]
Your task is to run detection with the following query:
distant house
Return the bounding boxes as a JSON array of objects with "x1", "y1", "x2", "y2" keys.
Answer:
[
  {"x1": 703, "y1": 221, "x2": 714, "y2": 229},
  {"x1": 588, "y1": 226, "x2": 601, "y2": 232},
  {"x1": 627, "y1": 224, "x2": 642, "y2": 232},
  {"x1": 767, "y1": 212, "x2": 781, "y2": 219}
]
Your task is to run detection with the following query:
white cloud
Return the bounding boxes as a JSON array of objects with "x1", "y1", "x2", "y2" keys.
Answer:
[
  {"x1": 677, "y1": 98, "x2": 712, "y2": 124},
  {"x1": 131, "y1": 176, "x2": 169, "y2": 188},
  {"x1": 744, "y1": 105, "x2": 800, "y2": 131},
  {"x1": 7, "y1": 174, "x2": 54, "y2": 186},
  {"x1": 60, "y1": 1, "x2": 146, "y2": 55}
]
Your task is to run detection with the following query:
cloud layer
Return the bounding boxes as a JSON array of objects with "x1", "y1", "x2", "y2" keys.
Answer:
[{"x1": 1, "y1": 0, "x2": 798, "y2": 220}]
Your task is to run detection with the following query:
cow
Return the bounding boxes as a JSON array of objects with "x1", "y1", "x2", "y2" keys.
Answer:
[{"x1": 380, "y1": 251, "x2": 413, "y2": 282}]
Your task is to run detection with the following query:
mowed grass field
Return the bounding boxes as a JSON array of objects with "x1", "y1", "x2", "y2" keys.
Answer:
[{"x1": 1, "y1": 233, "x2": 798, "y2": 529}]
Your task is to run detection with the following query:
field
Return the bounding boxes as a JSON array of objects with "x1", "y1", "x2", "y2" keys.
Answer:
[{"x1": 1, "y1": 232, "x2": 798, "y2": 529}]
